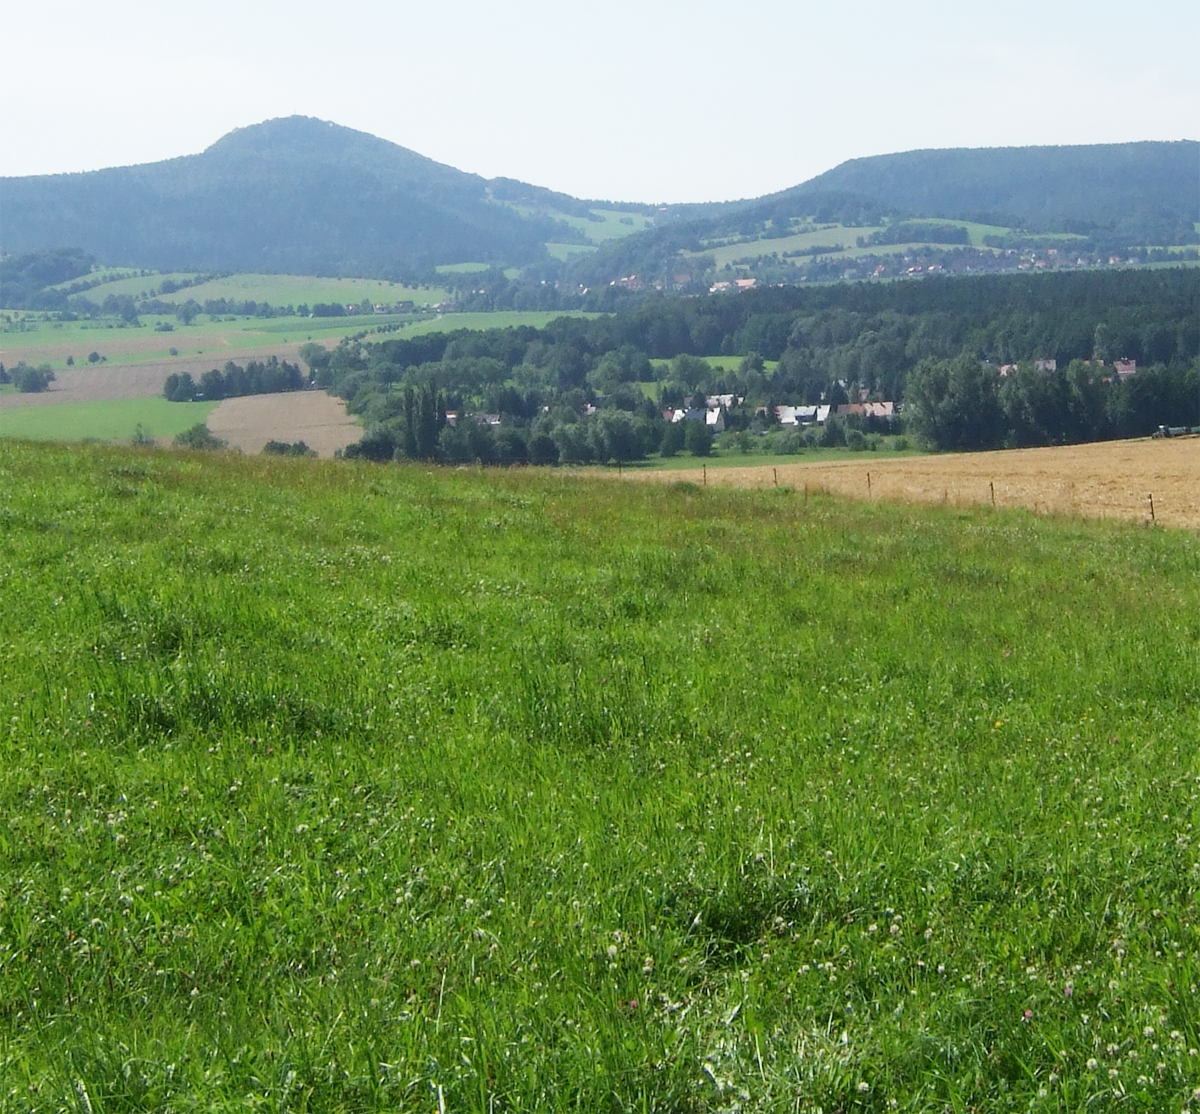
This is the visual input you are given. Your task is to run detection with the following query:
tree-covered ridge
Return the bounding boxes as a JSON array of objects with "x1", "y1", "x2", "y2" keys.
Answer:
[
  {"x1": 310, "y1": 268, "x2": 1198, "y2": 464},
  {"x1": 3, "y1": 120, "x2": 1195, "y2": 281},
  {"x1": 790, "y1": 141, "x2": 1200, "y2": 239}
]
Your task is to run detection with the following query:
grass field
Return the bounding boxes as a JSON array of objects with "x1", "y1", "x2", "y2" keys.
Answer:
[
  {"x1": 3, "y1": 440, "x2": 1200, "y2": 1111},
  {"x1": 0, "y1": 397, "x2": 216, "y2": 443},
  {"x1": 33, "y1": 271, "x2": 454, "y2": 309},
  {"x1": 1, "y1": 309, "x2": 592, "y2": 372},
  {"x1": 546, "y1": 242, "x2": 599, "y2": 260}
]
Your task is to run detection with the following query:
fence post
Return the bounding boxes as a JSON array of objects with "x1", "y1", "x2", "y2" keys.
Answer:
[{"x1": 1148, "y1": 493, "x2": 1155, "y2": 522}]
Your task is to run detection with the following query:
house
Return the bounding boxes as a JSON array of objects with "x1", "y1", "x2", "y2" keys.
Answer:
[
  {"x1": 705, "y1": 408, "x2": 726, "y2": 432},
  {"x1": 775, "y1": 404, "x2": 825, "y2": 426},
  {"x1": 998, "y1": 364, "x2": 1018, "y2": 377},
  {"x1": 1114, "y1": 358, "x2": 1137, "y2": 379},
  {"x1": 705, "y1": 394, "x2": 741, "y2": 409},
  {"x1": 1034, "y1": 359, "x2": 1057, "y2": 373},
  {"x1": 709, "y1": 281, "x2": 731, "y2": 293},
  {"x1": 734, "y1": 278, "x2": 757, "y2": 291}
]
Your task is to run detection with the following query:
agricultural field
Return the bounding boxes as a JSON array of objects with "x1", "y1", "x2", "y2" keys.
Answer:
[
  {"x1": 643, "y1": 436, "x2": 1200, "y2": 530},
  {"x1": 0, "y1": 397, "x2": 215, "y2": 444},
  {"x1": 206, "y1": 391, "x2": 360, "y2": 457},
  {"x1": 1, "y1": 310, "x2": 593, "y2": 378},
  {"x1": 3, "y1": 439, "x2": 1200, "y2": 1111}
]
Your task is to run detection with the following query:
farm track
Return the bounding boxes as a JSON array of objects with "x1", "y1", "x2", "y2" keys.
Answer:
[
  {"x1": 636, "y1": 437, "x2": 1200, "y2": 530},
  {"x1": 206, "y1": 391, "x2": 360, "y2": 457}
]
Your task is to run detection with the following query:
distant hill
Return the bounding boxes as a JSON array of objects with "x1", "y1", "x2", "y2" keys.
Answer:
[
  {"x1": 0, "y1": 117, "x2": 592, "y2": 276},
  {"x1": 3, "y1": 121, "x2": 1196, "y2": 284},
  {"x1": 787, "y1": 141, "x2": 1200, "y2": 240}
]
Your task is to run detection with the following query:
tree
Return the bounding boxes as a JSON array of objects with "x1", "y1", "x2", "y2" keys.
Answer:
[
  {"x1": 12, "y1": 363, "x2": 55, "y2": 393},
  {"x1": 903, "y1": 356, "x2": 1003, "y2": 451},
  {"x1": 685, "y1": 418, "x2": 713, "y2": 457}
]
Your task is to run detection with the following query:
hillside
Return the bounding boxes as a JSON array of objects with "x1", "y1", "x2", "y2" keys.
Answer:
[
  {"x1": 3, "y1": 122, "x2": 1196, "y2": 287},
  {"x1": 5, "y1": 438, "x2": 1200, "y2": 1108},
  {"x1": 0, "y1": 117, "x2": 582, "y2": 276},
  {"x1": 787, "y1": 141, "x2": 1200, "y2": 238}
]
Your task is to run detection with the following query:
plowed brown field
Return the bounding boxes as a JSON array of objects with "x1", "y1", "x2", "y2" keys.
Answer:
[
  {"x1": 637, "y1": 438, "x2": 1200, "y2": 529},
  {"x1": 207, "y1": 391, "x2": 360, "y2": 458}
]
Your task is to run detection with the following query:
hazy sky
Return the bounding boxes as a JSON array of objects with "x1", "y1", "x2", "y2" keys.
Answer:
[{"x1": 3, "y1": 0, "x2": 1196, "y2": 202}]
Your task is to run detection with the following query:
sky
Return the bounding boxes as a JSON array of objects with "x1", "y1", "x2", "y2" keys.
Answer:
[{"x1": 3, "y1": 0, "x2": 1196, "y2": 203}]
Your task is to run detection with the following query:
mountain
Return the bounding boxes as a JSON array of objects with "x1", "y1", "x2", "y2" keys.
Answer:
[
  {"x1": 0, "y1": 117, "x2": 590, "y2": 276},
  {"x1": 785, "y1": 141, "x2": 1200, "y2": 239},
  {"x1": 2, "y1": 120, "x2": 1196, "y2": 283}
]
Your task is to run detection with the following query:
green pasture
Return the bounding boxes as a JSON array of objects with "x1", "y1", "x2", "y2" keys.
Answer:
[
  {"x1": 44, "y1": 267, "x2": 164, "y2": 294},
  {"x1": 3, "y1": 439, "x2": 1200, "y2": 1111},
  {"x1": 2, "y1": 308, "x2": 595, "y2": 370},
  {"x1": 379, "y1": 309, "x2": 599, "y2": 337},
  {"x1": 505, "y1": 204, "x2": 654, "y2": 244},
  {"x1": 546, "y1": 242, "x2": 598, "y2": 260},
  {"x1": 632, "y1": 440, "x2": 920, "y2": 471},
  {"x1": 145, "y1": 273, "x2": 451, "y2": 309},
  {"x1": 553, "y1": 207, "x2": 655, "y2": 243},
  {"x1": 434, "y1": 263, "x2": 521, "y2": 280},
  {"x1": 0, "y1": 397, "x2": 216, "y2": 443},
  {"x1": 694, "y1": 225, "x2": 883, "y2": 268}
]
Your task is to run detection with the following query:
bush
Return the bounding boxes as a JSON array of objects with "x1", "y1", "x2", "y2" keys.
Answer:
[
  {"x1": 846, "y1": 429, "x2": 866, "y2": 451},
  {"x1": 263, "y1": 440, "x2": 317, "y2": 457},
  {"x1": 173, "y1": 423, "x2": 227, "y2": 451}
]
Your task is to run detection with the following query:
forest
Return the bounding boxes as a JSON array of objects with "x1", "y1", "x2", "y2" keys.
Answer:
[{"x1": 298, "y1": 267, "x2": 1198, "y2": 463}]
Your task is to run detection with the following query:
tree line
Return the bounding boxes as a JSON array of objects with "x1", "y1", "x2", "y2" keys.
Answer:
[{"x1": 163, "y1": 357, "x2": 305, "y2": 402}]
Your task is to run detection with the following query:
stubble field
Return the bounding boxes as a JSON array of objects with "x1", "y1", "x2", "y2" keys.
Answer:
[
  {"x1": 642, "y1": 437, "x2": 1200, "y2": 530},
  {"x1": 206, "y1": 390, "x2": 361, "y2": 456}
]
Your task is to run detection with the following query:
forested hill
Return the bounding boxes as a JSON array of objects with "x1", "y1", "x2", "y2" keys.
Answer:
[
  {"x1": 784, "y1": 141, "x2": 1200, "y2": 240},
  {"x1": 3, "y1": 120, "x2": 1196, "y2": 279},
  {"x1": 0, "y1": 117, "x2": 587, "y2": 276}
]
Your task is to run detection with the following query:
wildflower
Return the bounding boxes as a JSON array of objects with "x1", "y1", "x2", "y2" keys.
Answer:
[
  {"x1": 1144, "y1": 1025, "x2": 1155, "y2": 1038},
  {"x1": 1064, "y1": 983, "x2": 1073, "y2": 997},
  {"x1": 857, "y1": 1082, "x2": 870, "y2": 1093},
  {"x1": 1086, "y1": 1059, "x2": 1099, "y2": 1071},
  {"x1": 1022, "y1": 1009, "x2": 1033, "y2": 1023}
]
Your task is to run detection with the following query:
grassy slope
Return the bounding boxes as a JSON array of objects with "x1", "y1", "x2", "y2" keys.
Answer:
[{"x1": 2, "y1": 442, "x2": 1199, "y2": 1111}]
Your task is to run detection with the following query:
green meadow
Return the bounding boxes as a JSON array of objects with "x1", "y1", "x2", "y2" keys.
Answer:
[
  {"x1": 1, "y1": 310, "x2": 595, "y2": 371},
  {"x1": 37, "y1": 272, "x2": 454, "y2": 310},
  {"x1": 0, "y1": 398, "x2": 217, "y2": 443},
  {"x1": 3, "y1": 440, "x2": 1199, "y2": 1111}
]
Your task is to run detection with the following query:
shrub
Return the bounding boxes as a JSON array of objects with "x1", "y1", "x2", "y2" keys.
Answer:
[
  {"x1": 263, "y1": 440, "x2": 316, "y2": 457},
  {"x1": 173, "y1": 423, "x2": 227, "y2": 451}
]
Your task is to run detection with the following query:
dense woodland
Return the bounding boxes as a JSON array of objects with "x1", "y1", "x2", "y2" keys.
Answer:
[{"x1": 298, "y1": 268, "x2": 1198, "y2": 463}]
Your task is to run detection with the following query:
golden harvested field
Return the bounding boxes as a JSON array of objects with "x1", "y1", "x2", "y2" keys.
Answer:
[
  {"x1": 639, "y1": 438, "x2": 1200, "y2": 529},
  {"x1": 206, "y1": 391, "x2": 360, "y2": 458}
]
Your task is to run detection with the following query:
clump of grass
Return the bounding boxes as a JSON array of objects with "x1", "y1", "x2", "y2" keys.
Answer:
[{"x1": 1, "y1": 440, "x2": 1199, "y2": 1111}]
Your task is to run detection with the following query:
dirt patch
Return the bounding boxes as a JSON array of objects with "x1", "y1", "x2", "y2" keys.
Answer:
[
  {"x1": 636, "y1": 438, "x2": 1200, "y2": 530},
  {"x1": 207, "y1": 391, "x2": 360, "y2": 458},
  {"x1": 0, "y1": 345, "x2": 308, "y2": 408}
]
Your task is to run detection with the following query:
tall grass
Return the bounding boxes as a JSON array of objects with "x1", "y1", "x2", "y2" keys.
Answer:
[{"x1": 1, "y1": 441, "x2": 1198, "y2": 1111}]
